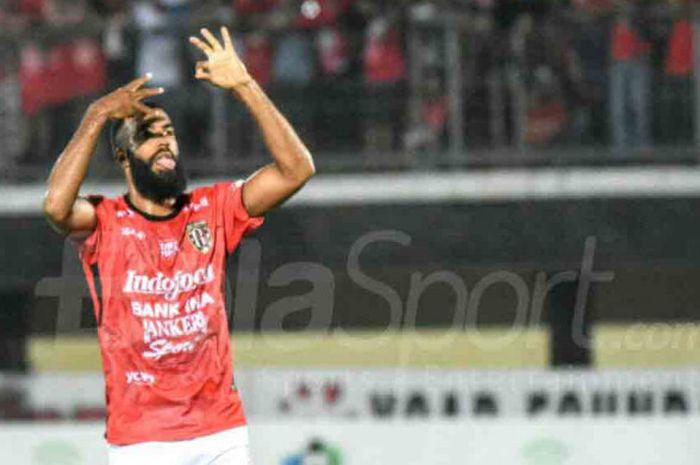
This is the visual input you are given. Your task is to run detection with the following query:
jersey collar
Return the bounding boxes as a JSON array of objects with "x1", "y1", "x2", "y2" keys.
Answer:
[{"x1": 123, "y1": 193, "x2": 188, "y2": 222}]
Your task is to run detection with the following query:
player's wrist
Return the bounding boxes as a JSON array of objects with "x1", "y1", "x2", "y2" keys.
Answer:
[
  {"x1": 228, "y1": 78, "x2": 256, "y2": 96},
  {"x1": 87, "y1": 101, "x2": 112, "y2": 121}
]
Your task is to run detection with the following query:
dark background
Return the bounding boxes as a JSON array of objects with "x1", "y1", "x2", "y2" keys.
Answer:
[{"x1": 3, "y1": 195, "x2": 700, "y2": 370}]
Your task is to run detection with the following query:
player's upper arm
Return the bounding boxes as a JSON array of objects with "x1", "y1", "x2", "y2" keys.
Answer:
[
  {"x1": 44, "y1": 197, "x2": 97, "y2": 239},
  {"x1": 242, "y1": 164, "x2": 311, "y2": 217}
]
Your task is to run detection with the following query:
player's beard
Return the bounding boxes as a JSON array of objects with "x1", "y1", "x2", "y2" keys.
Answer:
[{"x1": 128, "y1": 151, "x2": 188, "y2": 203}]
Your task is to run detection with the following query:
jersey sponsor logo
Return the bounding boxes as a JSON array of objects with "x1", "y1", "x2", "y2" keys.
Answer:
[
  {"x1": 130, "y1": 292, "x2": 216, "y2": 361},
  {"x1": 122, "y1": 264, "x2": 215, "y2": 301},
  {"x1": 131, "y1": 300, "x2": 180, "y2": 318},
  {"x1": 142, "y1": 336, "x2": 203, "y2": 360},
  {"x1": 184, "y1": 291, "x2": 215, "y2": 313},
  {"x1": 186, "y1": 221, "x2": 213, "y2": 253},
  {"x1": 131, "y1": 293, "x2": 215, "y2": 319},
  {"x1": 142, "y1": 312, "x2": 208, "y2": 344},
  {"x1": 121, "y1": 227, "x2": 146, "y2": 240},
  {"x1": 126, "y1": 371, "x2": 155, "y2": 385},
  {"x1": 159, "y1": 240, "x2": 179, "y2": 258},
  {"x1": 186, "y1": 196, "x2": 210, "y2": 212},
  {"x1": 117, "y1": 209, "x2": 135, "y2": 218}
]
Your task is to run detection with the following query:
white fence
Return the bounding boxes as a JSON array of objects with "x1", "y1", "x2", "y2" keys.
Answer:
[{"x1": 1, "y1": 419, "x2": 699, "y2": 465}]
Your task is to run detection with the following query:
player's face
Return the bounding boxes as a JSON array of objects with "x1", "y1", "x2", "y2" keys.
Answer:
[
  {"x1": 131, "y1": 111, "x2": 180, "y2": 173},
  {"x1": 123, "y1": 110, "x2": 187, "y2": 203}
]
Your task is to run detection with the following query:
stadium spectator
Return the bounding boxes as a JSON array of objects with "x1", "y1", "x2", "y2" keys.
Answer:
[
  {"x1": 609, "y1": 0, "x2": 652, "y2": 154},
  {"x1": 0, "y1": 26, "x2": 23, "y2": 166},
  {"x1": 362, "y1": 7, "x2": 406, "y2": 157},
  {"x1": 244, "y1": 30, "x2": 274, "y2": 87},
  {"x1": 97, "y1": 0, "x2": 135, "y2": 90},
  {"x1": 133, "y1": 1, "x2": 186, "y2": 95},
  {"x1": 403, "y1": 71, "x2": 446, "y2": 159},
  {"x1": 317, "y1": 26, "x2": 348, "y2": 77},
  {"x1": 511, "y1": 11, "x2": 570, "y2": 146},
  {"x1": 271, "y1": 16, "x2": 316, "y2": 146},
  {"x1": 660, "y1": 0, "x2": 694, "y2": 144},
  {"x1": 133, "y1": 0, "x2": 204, "y2": 157},
  {"x1": 16, "y1": 0, "x2": 107, "y2": 162},
  {"x1": 568, "y1": 3, "x2": 610, "y2": 145},
  {"x1": 272, "y1": 30, "x2": 315, "y2": 85}
]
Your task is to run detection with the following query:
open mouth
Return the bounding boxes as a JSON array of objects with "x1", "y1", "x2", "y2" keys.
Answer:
[{"x1": 153, "y1": 151, "x2": 176, "y2": 170}]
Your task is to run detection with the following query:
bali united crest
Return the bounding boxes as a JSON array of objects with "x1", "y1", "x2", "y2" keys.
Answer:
[{"x1": 186, "y1": 221, "x2": 212, "y2": 253}]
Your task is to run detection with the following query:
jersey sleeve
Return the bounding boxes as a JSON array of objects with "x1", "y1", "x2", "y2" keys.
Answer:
[
  {"x1": 216, "y1": 181, "x2": 264, "y2": 254},
  {"x1": 75, "y1": 195, "x2": 105, "y2": 265}
]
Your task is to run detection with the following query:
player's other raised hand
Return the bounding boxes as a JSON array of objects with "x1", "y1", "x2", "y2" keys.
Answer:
[
  {"x1": 91, "y1": 74, "x2": 163, "y2": 120},
  {"x1": 189, "y1": 26, "x2": 252, "y2": 90}
]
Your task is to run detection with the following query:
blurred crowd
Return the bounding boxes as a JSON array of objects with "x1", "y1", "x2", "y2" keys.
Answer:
[{"x1": 0, "y1": 0, "x2": 696, "y2": 174}]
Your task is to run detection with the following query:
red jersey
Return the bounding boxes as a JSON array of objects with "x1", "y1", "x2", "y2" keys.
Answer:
[
  {"x1": 665, "y1": 19, "x2": 693, "y2": 77},
  {"x1": 77, "y1": 182, "x2": 263, "y2": 445},
  {"x1": 611, "y1": 21, "x2": 650, "y2": 61}
]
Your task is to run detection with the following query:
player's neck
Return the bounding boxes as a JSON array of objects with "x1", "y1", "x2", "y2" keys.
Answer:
[{"x1": 126, "y1": 186, "x2": 178, "y2": 218}]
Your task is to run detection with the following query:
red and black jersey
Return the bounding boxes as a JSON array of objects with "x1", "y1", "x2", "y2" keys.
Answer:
[{"x1": 77, "y1": 182, "x2": 263, "y2": 445}]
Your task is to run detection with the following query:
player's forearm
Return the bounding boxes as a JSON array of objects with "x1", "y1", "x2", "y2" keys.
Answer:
[
  {"x1": 43, "y1": 105, "x2": 108, "y2": 221},
  {"x1": 232, "y1": 81, "x2": 315, "y2": 183}
]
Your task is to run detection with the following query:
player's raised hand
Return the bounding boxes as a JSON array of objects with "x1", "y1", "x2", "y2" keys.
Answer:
[
  {"x1": 91, "y1": 74, "x2": 163, "y2": 120},
  {"x1": 189, "y1": 26, "x2": 252, "y2": 90}
]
